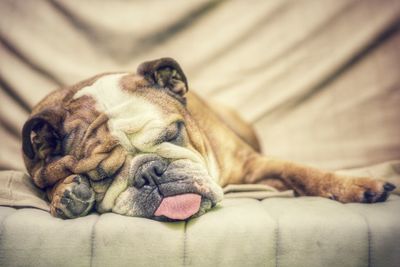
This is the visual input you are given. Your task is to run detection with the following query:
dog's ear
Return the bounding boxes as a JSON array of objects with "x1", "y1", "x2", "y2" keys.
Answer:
[
  {"x1": 22, "y1": 107, "x2": 69, "y2": 188},
  {"x1": 137, "y1": 57, "x2": 188, "y2": 97},
  {"x1": 22, "y1": 107, "x2": 64, "y2": 161}
]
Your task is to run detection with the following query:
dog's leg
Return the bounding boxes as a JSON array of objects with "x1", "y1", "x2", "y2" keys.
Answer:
[
  {"x1": 243, "y1": 155, "x2": 396, "y2": 203},
  {"x1": 48, "y1": 174, "x2": 95, "y2": 218}
]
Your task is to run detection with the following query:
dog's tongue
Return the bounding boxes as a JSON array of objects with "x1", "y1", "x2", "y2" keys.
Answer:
[{"x1": 154, "y1": 194, "x2": 201, "y2": 220}]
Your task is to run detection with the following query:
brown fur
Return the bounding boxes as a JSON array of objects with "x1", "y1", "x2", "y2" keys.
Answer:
[{"x1": 22, "y1": 58, "x2": 396, "y2": 219}]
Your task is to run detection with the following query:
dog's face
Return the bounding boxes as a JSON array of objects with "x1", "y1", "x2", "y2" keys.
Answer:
[{"x1": 22, "y1": 58, "x2": 223, "y2": 220}]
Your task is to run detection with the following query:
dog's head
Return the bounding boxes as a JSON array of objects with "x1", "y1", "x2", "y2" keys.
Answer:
[{"x1": 22, "y1": 58, "x2": 223, "y2": 220}]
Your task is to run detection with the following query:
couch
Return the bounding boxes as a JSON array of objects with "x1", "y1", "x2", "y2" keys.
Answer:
[{"x1": 1, "y1": 1, "x2": 399, "y2": 266}]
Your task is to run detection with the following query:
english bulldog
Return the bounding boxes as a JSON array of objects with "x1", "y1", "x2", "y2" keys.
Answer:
[{"x1": 22, "y1": 58, "x2": 396, "y2": 220}]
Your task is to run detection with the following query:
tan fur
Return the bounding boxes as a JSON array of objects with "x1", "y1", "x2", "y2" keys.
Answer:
[
  {"x1": 187, "y1": 93, "x2": 393, "y2": 202},
  {"x1": 22, "y1": 58, "x2": 396, "y2": 219},
  {"x1": 210, "y1": 102, "x2": 261, "y2": 152}
]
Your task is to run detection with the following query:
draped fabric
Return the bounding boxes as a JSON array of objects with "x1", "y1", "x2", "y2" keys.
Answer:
[
  {"x1": 1, "y1": 2, "x2": 400, "y2": 267},
  {"x1": 1, "y1": 0, "x2": 399, "y2": 172}
]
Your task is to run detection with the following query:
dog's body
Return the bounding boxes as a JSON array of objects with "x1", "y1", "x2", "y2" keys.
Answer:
[{"x1": 22, "y1": 58, "x2": 395, "y2": 220}]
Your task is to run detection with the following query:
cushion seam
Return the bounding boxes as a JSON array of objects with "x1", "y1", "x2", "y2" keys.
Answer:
[
  {"x1": 275, "y1": 217, "x2": 280, "y2": 267},
  {"x1": 183, "y1": 221, "x2": 188, "y2": 267},
  {"x1": 344, "y1": 204, "x2": 372, "y2": 267},
  {"x1": 259, "y1": 200, "x2": 280, "y2": 267},
  {"x1": 360, "y1": 213, "x2": 372, "y2": 267},
  {"x1": 90, "y1": 215, "x2": 101, "y2": 267}
]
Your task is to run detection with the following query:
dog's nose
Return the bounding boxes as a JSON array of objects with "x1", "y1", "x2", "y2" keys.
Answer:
[{"x1": 133, "y1": 160, "x2": 168, "y2": 189}]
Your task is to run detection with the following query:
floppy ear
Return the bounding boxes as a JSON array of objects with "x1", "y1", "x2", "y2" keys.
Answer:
[
  {"x1": 22, "y1": 108, "x2": 64, "y2": 160},
  {"x1": 137, "y1": 57, "x2": 189, "y2": 97},
  {"x1": 22, "y1": 107, "x2": 74, "y2": 188}
]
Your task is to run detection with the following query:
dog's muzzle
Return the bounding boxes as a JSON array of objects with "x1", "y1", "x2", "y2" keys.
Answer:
[
  {"x1": 132, "y1": 157, "x2": 202, "y2": 220},
  {"x1": 133, "y1": 158, "x2": 168, "y2": 188},
  {"x1": 110, "y1": 154, "x2": 223, "y2": 221}
]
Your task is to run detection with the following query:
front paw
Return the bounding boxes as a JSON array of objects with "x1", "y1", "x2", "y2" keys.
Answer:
[
  {"x1": 327, "y1": 177, "x2": 396, "y2": 203},
  {"x1": 50, "y1": 175, "x2": 95, "y2": 219}
]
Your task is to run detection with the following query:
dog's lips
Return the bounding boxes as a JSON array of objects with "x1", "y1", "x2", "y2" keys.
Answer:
[{"x1": 154, "y1": 193, "x2": 201, "y2": 220}]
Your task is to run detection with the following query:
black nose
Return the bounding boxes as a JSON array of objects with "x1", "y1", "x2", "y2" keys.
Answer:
[{"x1": 133, "y1": 160, "x2": 168, "y2": 189}]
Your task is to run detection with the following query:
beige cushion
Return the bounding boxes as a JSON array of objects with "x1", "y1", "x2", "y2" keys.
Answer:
[
  {"x1": 1, "y1": 0, "x2": 400, "y2": 171},
  {"x1": 1, "y1": 161, "x2": 400, "y2": 267}
]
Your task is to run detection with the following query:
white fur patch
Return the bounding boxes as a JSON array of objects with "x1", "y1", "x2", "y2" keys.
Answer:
[
  {"x1": 74, "y1": 73, "x2": 206, "y2": 165},
  {"x1": 74, "y1": 74, "x2": 163, "y2": 151},
  {"x1": 74, "y1": 74, "x2": 220, "y2": 212}
]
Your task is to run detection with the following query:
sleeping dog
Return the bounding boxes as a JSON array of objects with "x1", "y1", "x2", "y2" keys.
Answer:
[{"x1": 22, "y1": 58, "x2": 396, "y2": 220}]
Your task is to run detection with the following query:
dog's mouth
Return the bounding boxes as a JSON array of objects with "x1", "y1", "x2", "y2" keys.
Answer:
[
  {"x1": 110, "y1": 157, "x2": 223, "y2": 220},
  {"x1": 152, "y1": 194, "x2": 214, "y2": 222},
  {"x1": 111, "y1": 174, "x2": 220, "y2": 221},
  {"x1": 154, "y1": 193, "x2": 201, "y2": 220}
]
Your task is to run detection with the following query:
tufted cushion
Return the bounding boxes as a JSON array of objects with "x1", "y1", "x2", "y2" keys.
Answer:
[
  {"x1": 1, "y1": 162, "x2": 400, "y2": 267},
  {"x1": 1, "y1": 196, "x2": 399, "y2": 267}
]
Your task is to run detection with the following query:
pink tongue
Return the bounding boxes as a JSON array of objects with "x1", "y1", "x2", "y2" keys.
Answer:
[{"x1": 154, "y1": 194, "x2": 201, "y2": 220}]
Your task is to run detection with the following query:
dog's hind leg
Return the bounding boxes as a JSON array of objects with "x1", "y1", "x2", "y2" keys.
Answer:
[{"x1": 242, "y1": 155, "x2": 396, "y2": 203}]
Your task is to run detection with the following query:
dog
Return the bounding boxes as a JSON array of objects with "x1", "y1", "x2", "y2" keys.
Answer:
[{"x1": 22, "y1": 58, "x2": 396, "y2": 220}]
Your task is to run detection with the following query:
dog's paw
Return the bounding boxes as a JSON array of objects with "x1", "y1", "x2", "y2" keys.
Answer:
[
  {"x1": 50, "y1": 175, "x2": 95, "y2": 219},
  {"x1": 327, "y1": 177, "x2": 396, "y2": 203}
]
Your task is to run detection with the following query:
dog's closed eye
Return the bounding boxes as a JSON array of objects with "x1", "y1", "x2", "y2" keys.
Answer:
[{"x1": 163, "y1": 121, "x2": 185, "y2": 144}]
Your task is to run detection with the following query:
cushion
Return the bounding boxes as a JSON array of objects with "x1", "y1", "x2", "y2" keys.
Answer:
[{"x1": 1, "y1": 162, "x2": 399, "y2": 267}]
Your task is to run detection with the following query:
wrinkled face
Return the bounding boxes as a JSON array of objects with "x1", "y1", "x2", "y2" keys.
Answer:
[
  {"x1": 68, "y1": 70, "x2": 224, "y2": 221},
  {"x1": 22, "y1": 58, "x2": 223, "y2": 221}
]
